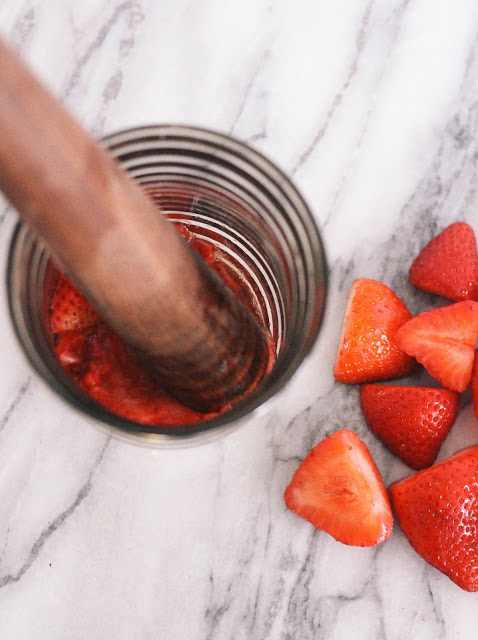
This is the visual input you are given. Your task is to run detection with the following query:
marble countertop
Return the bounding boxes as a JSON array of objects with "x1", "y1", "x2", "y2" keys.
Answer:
[{"x1": 1, "y1": 1, "x2": 478, "y2": 638}]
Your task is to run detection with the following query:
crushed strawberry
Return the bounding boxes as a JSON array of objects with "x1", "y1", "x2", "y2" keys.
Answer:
[{"x1": 49, "y1": 223, "x2": 273, "y2": 426}]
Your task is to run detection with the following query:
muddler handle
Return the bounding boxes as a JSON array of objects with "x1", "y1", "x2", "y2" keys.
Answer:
[{"x1": 0, "y1": 39, "x2": 271, "y2": 413}]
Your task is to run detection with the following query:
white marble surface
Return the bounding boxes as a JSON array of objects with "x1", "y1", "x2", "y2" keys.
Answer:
[{"x1": 1, "y1": 0, "x2": 478, "y2": 638}]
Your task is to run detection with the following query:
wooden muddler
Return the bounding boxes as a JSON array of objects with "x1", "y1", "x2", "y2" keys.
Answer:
[{"x1": 0, "y1": 39, "x2": 270, "y2": 414}]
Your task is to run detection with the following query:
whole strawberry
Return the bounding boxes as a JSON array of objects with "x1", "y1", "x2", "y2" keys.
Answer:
[
  {"x1": 360, "y1": 385, "x2": 460, "y2": 469},
  {"x1": 410, "y1": 222, "x2": 478, "y2": 301},
  {"x1": 389, "y1": 446, "x2": 478, "y2": 591},
  {"x1": 334, "y1": 279, "x2": 414, "y2": 384}
]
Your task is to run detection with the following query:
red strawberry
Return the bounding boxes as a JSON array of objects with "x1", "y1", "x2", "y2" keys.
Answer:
[
  {"x1": 284, "y1": 429, "x2": 393, "y2": 547},
  {"x1": 190, "y1": 236, "x2": 217, "y2": 263},
  {"x1": 395, "y1": 301, "x2": 478, "y2": 392},
  {"x1": 389, "y1": 446, "x2": 478, "y2": 591},
  {"x1": 79, "y1": 325, "x2": 204, "y2": 426},
  {"x1": 360, "y1": 385, "x2": 459, "y2": 470},
  {"x1": 175, "y1": 222, "x2": 194, "y2": 243},
  {"x1": 410, "y1": 222, "x2": 478, "y2": 301},
  {"x1": 50, "y1": 274, "x2": 101, "y2": 333},
  {"x1": 334, "y1": 279, "x2": 414, "y2": 384},
  {"x1": 54, "y1": 329, "x2": 90, "y2": 377},
  {"x1": 471, "y1": 350, "x2": 478, "y2": 420}
]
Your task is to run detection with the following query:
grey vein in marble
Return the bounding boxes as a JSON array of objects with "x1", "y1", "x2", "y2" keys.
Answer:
[
  {"x1": 319, "y1": 0, "x2": 413, "y2": 233},
  {"x1": 0, "y1": 378, "x2": 31, "y2": 434},
  {"x1": 0, "y1": 437, "x2": 110, "y2": 590},
  {"x1": 9, "y1": 6, "x2": 35, "y2": 52},
  {"x1": 292, "y1": 0, "x2": 375, "y2": 176},
  {"x1": 64, "y1": 1, "x2": 143, "y2": 101},
  {"x1": 229, "y1": 48, "x2": 270, "y2": 137}
]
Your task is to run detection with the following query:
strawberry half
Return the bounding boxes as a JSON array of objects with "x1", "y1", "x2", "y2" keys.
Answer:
[
  {"x1": 284, "y1": 429, "x2": 393, "y2": 546},
  {"x1": 409, "y1": 222, "x2": 478, "y2": 301},
  {"x1": 389, "y1": 446, "x2": 478, "y2": 591},
  {"x1": 395, "y1": 301, "x2": 478, "y2": 392},
  {"x1": 471, "y1": 351, "x2": 478, "y2": 421},
  {"x1": 334, "y1": 279, "x2": 414, "y2": 384},
  {"x1": 50, "y1": 274, "x2": 101, "y2": 333},
  {"x1": 360, "y1": 385, "x2": 460, "y2": 470}
]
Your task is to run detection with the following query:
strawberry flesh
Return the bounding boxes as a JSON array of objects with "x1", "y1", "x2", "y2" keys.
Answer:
[
  {"x1": 472, "y1": 351, "x2": 478, "y2": 422},
  {"x1": 395, "y1": 301, "x2": 478, "y2": 392},
  {"x1": 284, "y1": 429, "x2": 393, "y2": 547},
  {"x1": 410, "y1": 222, "x2": 478, "y2": 301},
  {"x1": 50, "y1": 224, "x2": 275, "y2": 426},
  {"x1": 360, "y1": 385, "x2": 459, "y2": 470},
  {"x1": 55, "y1": 329, "x2": 91, "y2": 378},
  {"x1": 389, "y1": 446, "x2": 478, "y2": 591},
  {"x1": 76, "y1": 325, "x2": 207, "y2": 426},
  {"x1": 334, "y1": 279, "x2": 414, "y2": 384}
]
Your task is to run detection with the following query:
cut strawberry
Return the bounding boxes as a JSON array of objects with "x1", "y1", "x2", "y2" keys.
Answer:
[
  {"x1": 54, "y1": 329, "x2": 91, "y2": 378},
  {"x1": 78, "y1": 325, "x2": 206, "y2": 426},
  {"x1": 334, "y1": 279, "x2": 414, "y2": 384},
  {"x1": 389, "y1": 446, "x2": 478, "y2": 591},
  {"x1": 409, "y1": 222, "x2": 478, "y2": 301},
  {"x1": 284, "y1": 429, "x2": 393, "y2": 547},
  {"x1": 50, "y1": 274, "x2": 101, "y2": 333},
  {"x1": 360, "y1": 385, "x2": 459, "y2": 470},
  {"x1": 395, "y1": 301, "x2": 478, "y2": 392},
  {"x1": 471, "y1": 350, "x2": 478, "y2": 421},
  {"x1": 190, "y1": 236, "x2": 217, "y2": 263},
  {"x1": 175, "y1": 222, "x2": 194, "y2": 244}
]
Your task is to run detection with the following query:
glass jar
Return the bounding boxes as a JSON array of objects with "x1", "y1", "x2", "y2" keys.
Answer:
[{"x1": 6, "y1": 125, "x2": 327, "y2": 447}]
